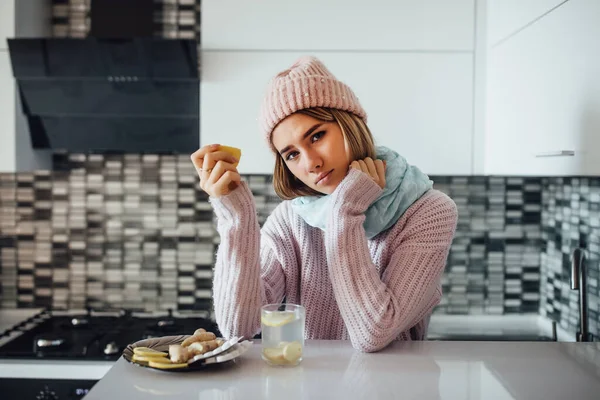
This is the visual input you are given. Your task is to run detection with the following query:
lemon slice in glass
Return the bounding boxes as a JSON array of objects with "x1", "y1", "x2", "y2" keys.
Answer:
[
  {"x1": 261, "y1": 311, "x2": 296, "y2": 327},
  {"x1": 282, "y1": 341, "x2": 302, "y2": 362}
]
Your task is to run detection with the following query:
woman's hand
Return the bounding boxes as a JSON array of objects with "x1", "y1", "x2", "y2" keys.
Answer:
[
  {"x1": 349, "y1": 157, "x2": 386, "y2": 189},
  {"x1": 191, "y1": 144, "x2": 241, "y2": 197}
]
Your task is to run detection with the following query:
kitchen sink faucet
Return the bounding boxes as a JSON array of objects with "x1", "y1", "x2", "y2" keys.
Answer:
[{"x1": 570, "y1": 248, "x2": 590, "y2": 342}]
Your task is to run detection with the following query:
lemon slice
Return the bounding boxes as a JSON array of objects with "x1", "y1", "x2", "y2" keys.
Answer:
[
  {"x1": 263, "y1": 347, "x2": 286, "y2": 364},
  {"x1": 218, "y1": 145, "x2": 242, "y2": 167},
  {"x1": 261, "y1": 311, "x2": 296, "y2": 327},
  {"x1": 282, "y1": 341, "x2": 302, "y2": 362},
  {"x1": 133, "y1": 347, "x2": 168, "y2": 357},
  {"x1": 132, "y1": 354, "x2": 169, "y2": 362},
  {"x1": 149, "y1": 360, "x2": 188, "y2": 370}
]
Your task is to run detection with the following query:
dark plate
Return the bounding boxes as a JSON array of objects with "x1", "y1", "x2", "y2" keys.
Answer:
[
  {"x1": 123, "y1": 335, "x2": 252, "y2": 373},
  {"x1": 123, "y1": 335, "x2": 214, "y2": 372}
]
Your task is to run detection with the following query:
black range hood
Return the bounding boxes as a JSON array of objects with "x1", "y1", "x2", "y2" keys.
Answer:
[{"x1": 7, "y1": 0, "x2": 199, "y2": 153}]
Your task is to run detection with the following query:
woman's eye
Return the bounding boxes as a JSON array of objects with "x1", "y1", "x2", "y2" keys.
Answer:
[
  {"x1": 286, "y1": 151, "x2": 299, "y2": 161},
  {"x1": 311, "y1": 131, "x2": 325, "y2": 142}
]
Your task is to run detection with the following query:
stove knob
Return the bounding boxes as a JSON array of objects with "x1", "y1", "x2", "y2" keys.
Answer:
[
  {"x1": 104, "y1": 341, "x2": 119, "y2": 355},
  {"x1": 36, "y1": 386, "x2": 58, "y2": 400}
]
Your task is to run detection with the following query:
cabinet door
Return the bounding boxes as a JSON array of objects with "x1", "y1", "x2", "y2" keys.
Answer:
[
  {"x1": 487, "y1": 0, "x2": 567, "y2": 45},
  {"x1": 0, "y1": 1, "x2": 14, "y2": 50},
  {"x1": 202, "y1": 0, "x2": 474, "y2": 51},
  {"x1": 0, "y1": 50, "x2": 15, "y2": 171},
  {"x1": 485, "y1": 0, "x2": 600, "y2": 176},
  {"x1": 201, "y1": 52, "x2": 473, "y2": 175}
]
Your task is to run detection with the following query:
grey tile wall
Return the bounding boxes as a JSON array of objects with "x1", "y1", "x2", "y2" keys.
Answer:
[
  {"x1": 540, "y1": 177, "x2": 600, "y2": 339},
  {"x1": 1, "y1": 154, "x2": 218, "y2": 311},
  {"x1": 0, "y1": 155, "x2": 546, "y2": 316},
  {"x1": 432, "y1": 176, "x2": 542, "y2": 315}
]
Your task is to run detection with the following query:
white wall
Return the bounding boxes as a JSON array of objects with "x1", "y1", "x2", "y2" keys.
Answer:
[
  {"x1": 0, "y1": 0, "x2": 15, "y2": 50},
  {"x1": 0, "y1": 50, "x2": 15, "y2": 172},
  {"x1": 487, "y1": 0, "x2": 568, "y2": 46},
  {"x1": 201, "y1": 1, "x2": 476, "y2": 175},
  {"x1": 203, "y1": 0, "x2": 474, "y2": 51}
]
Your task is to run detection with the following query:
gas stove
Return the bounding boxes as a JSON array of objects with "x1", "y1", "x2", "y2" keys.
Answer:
[
  {"x1": 0, "y1": 308, "x2": 218, "y2": 361},
  {"x1": 0, "y1": 309, "x2": 218, "y2": 399}
]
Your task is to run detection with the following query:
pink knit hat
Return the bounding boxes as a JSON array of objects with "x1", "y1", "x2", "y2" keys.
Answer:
[{"x1": 259, "y1": 56, "x2": 367, "y2": 149}]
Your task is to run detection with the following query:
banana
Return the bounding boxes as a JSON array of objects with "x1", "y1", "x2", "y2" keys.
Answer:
[{"x1": 148, "y1": 360, "x2": 188, "y2": 370}]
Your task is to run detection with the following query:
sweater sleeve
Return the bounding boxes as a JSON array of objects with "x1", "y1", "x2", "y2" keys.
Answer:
[
  {"x1": 325, "y1": 169, "x2": 458, "y2": 352},
  {"x1": 209, "y1": 182, "x2": 287, "y2": 340}
]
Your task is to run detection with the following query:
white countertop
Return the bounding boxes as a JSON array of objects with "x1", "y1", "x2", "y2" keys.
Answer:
[
  {"x1": 428, "y1": 314, "x2": 575, "y2": 342},
  {"x1": 85, "y1": 339, "x2": 600, "y2": 400},
  {"x1": 0, "y1": 312, "x2": 578, "y2": 383}
]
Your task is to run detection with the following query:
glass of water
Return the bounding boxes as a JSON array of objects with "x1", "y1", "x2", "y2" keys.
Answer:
[{"x1": 260, "y1": 303, "x2": 305, "y2": 366}]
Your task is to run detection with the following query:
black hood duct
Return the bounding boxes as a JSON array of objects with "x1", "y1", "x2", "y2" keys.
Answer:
[{"x1": 7, "y1": 0, "x2": 199, "y2": 153}]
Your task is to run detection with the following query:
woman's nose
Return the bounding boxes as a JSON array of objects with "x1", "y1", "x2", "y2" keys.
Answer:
[{"x1": 304, "y1": 151, "x2": 323, "y2": 172}]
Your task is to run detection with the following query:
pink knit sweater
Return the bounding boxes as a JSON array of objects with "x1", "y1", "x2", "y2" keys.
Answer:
[{"x1": 210, "y1": 168, "x2": 458, "y2": 352}]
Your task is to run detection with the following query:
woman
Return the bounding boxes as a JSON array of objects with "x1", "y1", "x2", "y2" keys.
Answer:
[{"x1": 191, "y1": 56, "x2": 458, "y2": 352}]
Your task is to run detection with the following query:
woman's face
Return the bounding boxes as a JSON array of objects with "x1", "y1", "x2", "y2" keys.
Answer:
[{"x1": 272, "y1": 113, "x2": 351, "y2": 195}]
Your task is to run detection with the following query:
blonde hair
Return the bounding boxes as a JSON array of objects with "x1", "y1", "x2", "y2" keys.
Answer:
[{"x1": 273, "y1": 107, "x2": 376, "y2": 200}]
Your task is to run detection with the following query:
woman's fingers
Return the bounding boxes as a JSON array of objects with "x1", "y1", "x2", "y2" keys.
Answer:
[
  {"x1": 374, "y1": 159, "x2": 386, "y2": 189},
  {"x1": 201, "y1": 151, "x2": 238, "y2": 179},
  {"x1": 363, "y1": 157, "x2": 378, "y2": 180},
  {"x1": 205, "y1": 160, "x2": 237, "y2": 186},
  {"x1": 357, "y1": 160, "x2": 368, "y2": 174},
  {"x1": 349, "y1": 157, "x2": 387, "y2": 189},
  {"x1": 192, "y1": 144, "x2": 241, "y2": 197},
  {"x1": 213, "y1": 171, "x2": 242, "y2": 196},
  {"x1": 190, "y1": 144, "x2": 220, "y2": 176},
  {"x1": 191, "y1": 145, "x2": 238, "y2": 178}
]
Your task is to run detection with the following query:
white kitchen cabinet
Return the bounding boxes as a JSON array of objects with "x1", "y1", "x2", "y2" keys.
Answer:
[
  {"x1": 487, "y1": 0, "x2": 567, "y2": 46},
  {"x1": 0, "y1": 50, "x2": 16, "y2": 171},
  {"x1": 0, "y1": 0, "x2": 15, "y2": 50},
  {"x1": 202, "y1": 0, "x2": 475, "y2": 51},
  {"x1": 201, "y1": 51, "x2": 473, "y2": 175},
  {"x1": 485, "y1": 0, "x2": 600, "y2": 176}
]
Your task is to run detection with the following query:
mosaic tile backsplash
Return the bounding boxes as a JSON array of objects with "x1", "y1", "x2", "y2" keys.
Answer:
[
  {"x1": 432, "y1": 176, "x2": 543, "y2": 316},
  {"x1": 0, "y1": 153, "x2": 547, "y2": 315},
  {"x1": 540, "y1": 178, "x2": 600, "y2": 339}
]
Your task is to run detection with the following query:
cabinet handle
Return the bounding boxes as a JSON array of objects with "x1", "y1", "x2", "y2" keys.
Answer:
[{"x1": 535, "y1": 150, "x2": 575, "y2": 157}]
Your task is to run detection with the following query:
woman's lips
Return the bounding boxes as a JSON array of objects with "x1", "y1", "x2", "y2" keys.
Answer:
[{"x1": 315, "y1": 170, "x2": 333, "y2": 185}]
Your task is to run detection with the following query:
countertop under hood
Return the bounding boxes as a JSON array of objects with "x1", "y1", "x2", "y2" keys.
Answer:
[{"x1": 7, "y1": 38, "x2": 199, "y2": 153}]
